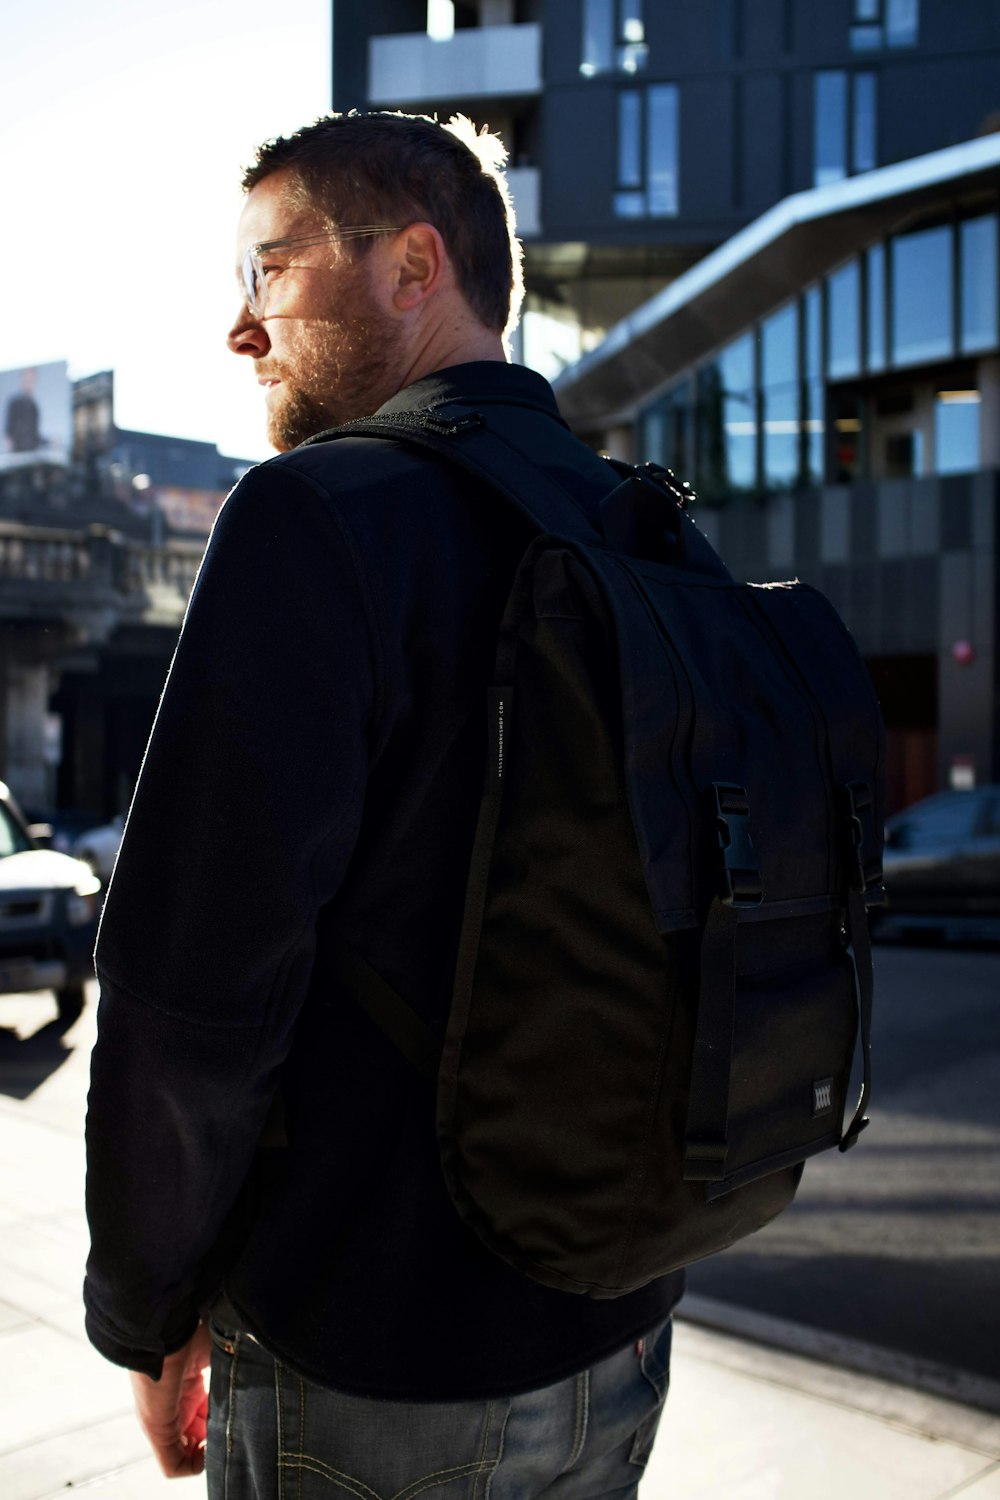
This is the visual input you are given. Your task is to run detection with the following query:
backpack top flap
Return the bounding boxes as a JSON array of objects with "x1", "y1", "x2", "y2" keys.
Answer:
[{"x1": 586, "y1": 550, "x2": 885, "y2": 932}]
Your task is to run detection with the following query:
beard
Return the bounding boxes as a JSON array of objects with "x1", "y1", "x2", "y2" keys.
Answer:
[{"x1": 263, "y1": 267, "x2": 407, "y2": 452}]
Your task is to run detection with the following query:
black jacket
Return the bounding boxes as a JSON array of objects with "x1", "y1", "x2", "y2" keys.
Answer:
[{"x1": 84, "y1": 362, "x2": 683, "y2": 1398}]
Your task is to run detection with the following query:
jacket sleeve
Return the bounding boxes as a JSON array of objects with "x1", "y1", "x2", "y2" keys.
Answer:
[{"x1": 84, "y1": 460, "x2": 378, "y2": 1375}]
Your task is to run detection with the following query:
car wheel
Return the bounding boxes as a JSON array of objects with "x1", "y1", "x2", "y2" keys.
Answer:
[{"x1": 55, "y1": 983, "x2": 86, "y2": 1023}]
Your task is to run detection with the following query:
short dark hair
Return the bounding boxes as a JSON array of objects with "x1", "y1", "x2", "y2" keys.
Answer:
[{"x1": 242, "y1": 111, "x2": 523, "y2": 337}]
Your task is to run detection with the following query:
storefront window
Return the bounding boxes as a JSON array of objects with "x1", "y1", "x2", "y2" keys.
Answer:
[
  {"x1": 697, "y1": 334, "x2": 757, "y2": 500},
  {"x1": 804, "y1": 287, "x2": 825, "y2": 483},
  {"x1": 827, "y1": 260, "x2": 861, "y2": 379},
  {"x1": 762, "y1": 303, "x2": 800, "y2": 489},
  {"x1": 641, "y1": 381, "x2": 692, "y2": 480},
  {"x1": 935, "y1": 391, "x2": 981, "y2": 475},
  {"x1": 867, "y1": 243, "x2": 886, "y2": 371},
  {"x1": 960, "y1": 215, "x2": 999, "y2": 355},
  {"x1": 891, "y1": 225, "x2": 953, "y2": 366}
]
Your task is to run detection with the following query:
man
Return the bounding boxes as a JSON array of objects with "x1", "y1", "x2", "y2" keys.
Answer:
[{"x1": 85, "y1": 112, "x2": 683, "y2": 1495}]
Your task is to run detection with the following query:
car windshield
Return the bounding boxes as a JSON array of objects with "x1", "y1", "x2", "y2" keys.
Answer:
[{"x1": 0, "y1": 802, "x2": 33, "y2": 859}]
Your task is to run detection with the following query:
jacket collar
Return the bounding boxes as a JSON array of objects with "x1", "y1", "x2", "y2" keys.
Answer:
[{"x1": 375, "y1": 362, "x2": 565, "y2": 425}]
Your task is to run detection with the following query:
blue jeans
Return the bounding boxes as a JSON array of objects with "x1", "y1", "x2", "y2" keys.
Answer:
[{"x1": 205, "y1": 1313, "x2": 672, "y2": 1500}]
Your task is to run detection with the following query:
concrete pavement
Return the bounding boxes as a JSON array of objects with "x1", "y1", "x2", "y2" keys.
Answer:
[{"x1": 1, "y1": 985, "x2": 998, "y2": 1499}]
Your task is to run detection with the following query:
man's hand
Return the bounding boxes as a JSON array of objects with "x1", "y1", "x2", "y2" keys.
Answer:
[{"x1": 129, "y1": 1322, "x2": 213, "y2": 1477}]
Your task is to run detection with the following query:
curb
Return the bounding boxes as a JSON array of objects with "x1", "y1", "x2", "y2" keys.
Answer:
[{"x1": 677, "y1": 1294, "x2": 1000, "y2": 1419}]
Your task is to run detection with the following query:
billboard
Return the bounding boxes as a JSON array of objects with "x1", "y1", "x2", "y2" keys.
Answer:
[{"x1": 0, "y1": 360, "x2": 72, "y2": 469}]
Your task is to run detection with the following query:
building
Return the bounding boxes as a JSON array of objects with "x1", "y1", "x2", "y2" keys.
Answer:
[
  {"x1": 337, "y1": 1, "x2": 1000, "y2": 810},
  {"x1": 553, "y1": 137, "x2": 1000, "y2": 816},
  {"x1": 0, "y1": 370, "x2": 254, "y2": 819},
  {"x1": 332, "y1": 0, "x2": 1000, "y2": 378}
]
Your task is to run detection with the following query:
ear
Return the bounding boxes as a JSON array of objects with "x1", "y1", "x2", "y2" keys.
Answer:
[{"x1": 391, "y1": 223, "x2": 447, "y2": 311}]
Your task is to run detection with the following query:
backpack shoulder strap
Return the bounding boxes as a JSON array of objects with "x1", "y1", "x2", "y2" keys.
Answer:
[{"x1": 302, "y1": 407, "x2": 603, "y2": 544}]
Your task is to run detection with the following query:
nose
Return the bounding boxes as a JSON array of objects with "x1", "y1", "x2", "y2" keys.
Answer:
[{"x1": 227, "y1": 302, "x2": 270, "y2": 357}]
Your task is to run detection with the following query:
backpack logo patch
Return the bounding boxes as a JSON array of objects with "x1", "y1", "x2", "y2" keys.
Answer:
[{"x1": 813, "y1": 1078, "x2": 834, "y2": 1115}]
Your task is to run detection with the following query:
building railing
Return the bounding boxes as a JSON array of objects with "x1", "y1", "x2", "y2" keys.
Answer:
[
  {"x1": 368, "y1": 23, "x2": 543, "y2": 106},
  {"x1": 0, "y1": 520, "x2": 206, "y2": 631}
]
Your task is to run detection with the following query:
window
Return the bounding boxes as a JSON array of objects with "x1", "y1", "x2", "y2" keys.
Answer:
[
  {"x1": 0, "y1": 804, "x2": 31, "y2": 860},
  {"x1": 935, "y1": 391, "x2": 981, "y2": 475},
  {"x1": 803, "y1": 287, "x2": 825, "y2": 484},
  {"x1": 960, "y1": 215, "x2": 999, "y2": 355},
  {"x1": 850, "y1": 0, "x2": 918, "y2": 50},
  {"x1": 614, "y1": 84, "x2": 679, "y2": 218},
  {"x1": 853, "y1": 72, "x2": 877, "y2": 173},
  {"x1": 698, "y1": 334, "x2": 757, "y2": 500},
  {"x1": 641, "y1": 380, "x2": 693, "y2": 480},
  {"x1": 827, "y1": 261, "x2": 861, "y2": 379},
  {"x1": 867, "y1": 243, "x2": 886, "y2": 371},
  {"x1": 891, "y1": 225, "x2": 952, "y2": 366},
  {"x1": 581, "y1": 0, "x2": 647, "y2": 75},
  {"x1": 886, "y1": 0, "x2": 918, "y2": 47},
  {"x1": 761, "y1": 303, "x2": 800, "y2": 490},
  {"x1": 813, "y1": 72, "x2": 878, "y2": 186}
]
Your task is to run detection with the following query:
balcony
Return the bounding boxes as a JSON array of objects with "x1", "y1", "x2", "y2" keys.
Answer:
[
  {"x1": 368, "y1": 23, "x2": 542, "y2": 107},
  {"x1": 507, "y1": 166, "x2": 541, "y2": 238}
]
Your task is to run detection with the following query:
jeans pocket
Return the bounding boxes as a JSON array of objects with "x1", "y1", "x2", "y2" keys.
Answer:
[{"x1": 628, "y1": 1316, "x2": 673, "y2": 1468}]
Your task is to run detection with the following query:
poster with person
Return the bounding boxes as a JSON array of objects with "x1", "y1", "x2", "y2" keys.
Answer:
[{"x1": 0, "y1": 361, "x2": 71, "y2": 467}]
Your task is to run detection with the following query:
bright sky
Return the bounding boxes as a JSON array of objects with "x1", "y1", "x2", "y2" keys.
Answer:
[{"x1": 1, "y1": 0, "x2": 333, "y2": 462}]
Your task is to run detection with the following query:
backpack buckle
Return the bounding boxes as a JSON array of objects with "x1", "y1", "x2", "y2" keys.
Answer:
[
  {"x1": 843, "y1": 780, "x2": 883, "y2": 899},
  {"x1": 710, "y1": 782, "x2": 763, "y2": 907}
]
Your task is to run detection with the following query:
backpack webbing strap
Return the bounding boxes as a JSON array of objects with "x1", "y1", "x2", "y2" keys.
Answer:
[
  {"x1": 840, "y1": 886, "x2": 873, "y2": 1151},
  {"x1": 329, "y1": 938, "x2": 443, "y2": 1081},
  {"x1": 683, "y1": 897, "x2": 740, "y2": 1182},
  {"x1": 306, "y1": 411, "x2": 604, "y2": 545}
]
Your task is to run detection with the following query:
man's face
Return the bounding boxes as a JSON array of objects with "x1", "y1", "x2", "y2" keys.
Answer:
[{"x1": 228, "y1": 169, "x2": 406, "y2": 450}]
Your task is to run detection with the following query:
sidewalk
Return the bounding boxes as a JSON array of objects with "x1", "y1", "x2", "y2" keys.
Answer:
[{"x1": 1, "y1": 989, "x2": 999, "y2": 1500}]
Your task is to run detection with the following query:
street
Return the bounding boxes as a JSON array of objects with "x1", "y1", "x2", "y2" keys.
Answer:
[
  {"x1": 0, "y1": 938, "x2": 997, "y2": 1412},
  {"x1": 687, "y1": 942, "x2": 1000, "y2": 1384}
]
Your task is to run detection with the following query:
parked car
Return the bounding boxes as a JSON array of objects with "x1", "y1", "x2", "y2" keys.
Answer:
[
  {"x1": 0, "y1": 781, "x2": 102, "y2": 1021},
  {"x1": 877, "y1": 785, "x2": 1000, "y2": 939},
  {"x1": 71, "y1": 814, "x2": 125, "y2": 885}
]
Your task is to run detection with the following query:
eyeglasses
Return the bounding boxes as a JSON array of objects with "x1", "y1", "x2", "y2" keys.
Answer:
[{"x1": 240, "y1": 227, "x2": 402, "y2": 318}]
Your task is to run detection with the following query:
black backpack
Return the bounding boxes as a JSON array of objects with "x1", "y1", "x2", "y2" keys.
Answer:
[{"x1": 306, "y1": 403, "x2": 885, "y2": 1299}]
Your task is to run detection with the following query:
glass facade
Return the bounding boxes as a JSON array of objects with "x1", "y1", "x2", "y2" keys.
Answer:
[
  {"x1": 761, "y1": 303, "x2": 800, "y2": 489},
  {"x1": 827, "y1": 260, "x2": 861, "y2": 379},
  {"x1": 960, "y1": 215, "x2": 999, "y2": 354},
  {"x1": 804, "y1": 287, "x2": 825, "y2": 484},
  {"x1": 935, "y1": 392, "x2": 981, "y2": 475},
  {"x1": 892, "y1": 226, "x2": 952, "y2": 366},
  {"x1": 636, "y1": 206, "x2": 996, "y2": 501},
  {"x1": 641, "y1": 381, "x2": 693, "y2": 480},
  {"x1": 697, "y1": 335, "x2": 756, "y2": 500},
  {"x1": 867, "y1": 243, "x2": 886, "y2": 371}
]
